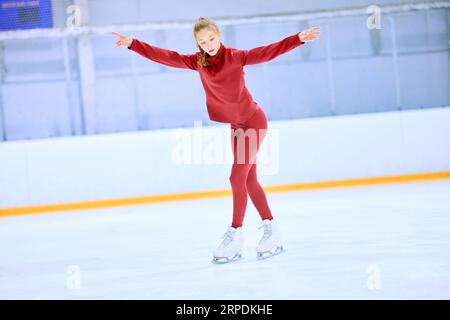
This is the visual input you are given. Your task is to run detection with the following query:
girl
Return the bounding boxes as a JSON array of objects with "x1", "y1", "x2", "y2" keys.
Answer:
[{"x1": 113, "y1": 17, "x2": 320, "y2": 264}]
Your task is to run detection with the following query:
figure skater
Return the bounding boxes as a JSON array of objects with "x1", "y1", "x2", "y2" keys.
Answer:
[{"x1": 113, "y1": 16, "x2": 320, "y2": 263}]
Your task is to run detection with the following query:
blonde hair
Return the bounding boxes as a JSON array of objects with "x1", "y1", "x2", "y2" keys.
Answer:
[{"x1": 193, "y1": 16, "x2": 221, "y2": 68}]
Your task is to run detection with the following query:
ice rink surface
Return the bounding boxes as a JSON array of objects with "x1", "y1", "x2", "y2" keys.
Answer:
[{"x1": 1, "y1": 180, "x2": 450, "y2": 299}]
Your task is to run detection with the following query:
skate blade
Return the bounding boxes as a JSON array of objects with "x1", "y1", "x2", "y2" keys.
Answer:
[
  {"x1": 257, "y1": 246, "x2": 285, "y2": 260},
  {"x1": 211, "y1": 254, "x2": 243, "y2": 265}
]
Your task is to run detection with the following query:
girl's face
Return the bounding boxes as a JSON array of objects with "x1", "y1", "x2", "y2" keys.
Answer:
[{"x1": 196, "y1": 28, "x2": 221, "y2": 56}]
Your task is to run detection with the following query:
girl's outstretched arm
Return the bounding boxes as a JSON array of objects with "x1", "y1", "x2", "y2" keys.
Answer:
[
  {"x1": 112, "y1": 32, "x2": 198, "y2": 71},
  {"x1": 239, "y1": 26, "x2": 320, "y2": 66}
]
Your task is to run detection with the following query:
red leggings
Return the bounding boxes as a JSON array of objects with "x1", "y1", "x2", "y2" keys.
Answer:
[{"x1": 229, "y1": 107, "x2": 273, "y2": 228}]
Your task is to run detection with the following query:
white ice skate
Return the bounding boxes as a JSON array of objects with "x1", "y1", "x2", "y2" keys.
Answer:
[
  {"x1": 212, "y1": 226, "x2": 243, "y2": 264},
  {"x1": 256, "y1": 219, "x2": 285, "y2": 260}
]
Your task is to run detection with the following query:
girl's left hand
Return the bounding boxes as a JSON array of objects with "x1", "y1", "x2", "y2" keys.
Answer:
[{"x1": 298, "y1": 26, "x2": 321, "y2": 42}]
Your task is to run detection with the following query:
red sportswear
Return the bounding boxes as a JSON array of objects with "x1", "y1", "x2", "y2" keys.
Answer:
[{"x1": 128, "y1": 33, "x2": 304, "y2": 124}]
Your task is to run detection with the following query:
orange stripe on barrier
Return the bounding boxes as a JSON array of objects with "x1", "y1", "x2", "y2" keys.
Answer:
[{"x1": 1, "y1": 171, "x2": 450, "y2": 219}]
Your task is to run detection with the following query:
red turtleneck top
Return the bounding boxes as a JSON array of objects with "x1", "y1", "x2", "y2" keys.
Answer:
[{"x1": 128, "y1": 33, "x2": 304, "y2": 124}]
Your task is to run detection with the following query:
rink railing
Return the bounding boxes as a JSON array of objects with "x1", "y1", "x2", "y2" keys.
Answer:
[{"x1": 0, "y1": 1, "x2": 448, "y2": 40}]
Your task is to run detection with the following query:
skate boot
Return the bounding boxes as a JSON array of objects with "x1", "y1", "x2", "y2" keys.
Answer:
[
  {"x1": 256, "y1": 219, "x2": 285, "y2": 260},
  {"x1": 212, "y1": 226, "x2": 243, "y2": 264}
]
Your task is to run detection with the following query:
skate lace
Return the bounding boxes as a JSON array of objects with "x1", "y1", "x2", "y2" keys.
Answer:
[
  {"x1": 219, "y1": 230, "x2": 234, "y2": 247},
  {"x1": 258, "y1": 224, "x2": 272, "y2": 241}
]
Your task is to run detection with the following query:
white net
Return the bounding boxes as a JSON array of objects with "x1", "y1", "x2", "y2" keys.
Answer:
[{"x1": 0, "y1": 0, "x2": 448, "y2": 40}]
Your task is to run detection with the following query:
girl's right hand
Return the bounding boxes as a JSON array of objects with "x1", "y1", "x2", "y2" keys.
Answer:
[{"x1": 112, "y1": 32, "x2": 133, "y2": 48}]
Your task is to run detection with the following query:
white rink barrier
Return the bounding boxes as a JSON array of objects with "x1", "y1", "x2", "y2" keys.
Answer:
[{"x1": 1, "y1": 106, "x2": 450, "y2": 210}]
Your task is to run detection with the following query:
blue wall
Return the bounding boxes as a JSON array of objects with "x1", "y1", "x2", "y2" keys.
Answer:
[{"x1": 0, "y1": 1, "x2": 449, "y2": 141}]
